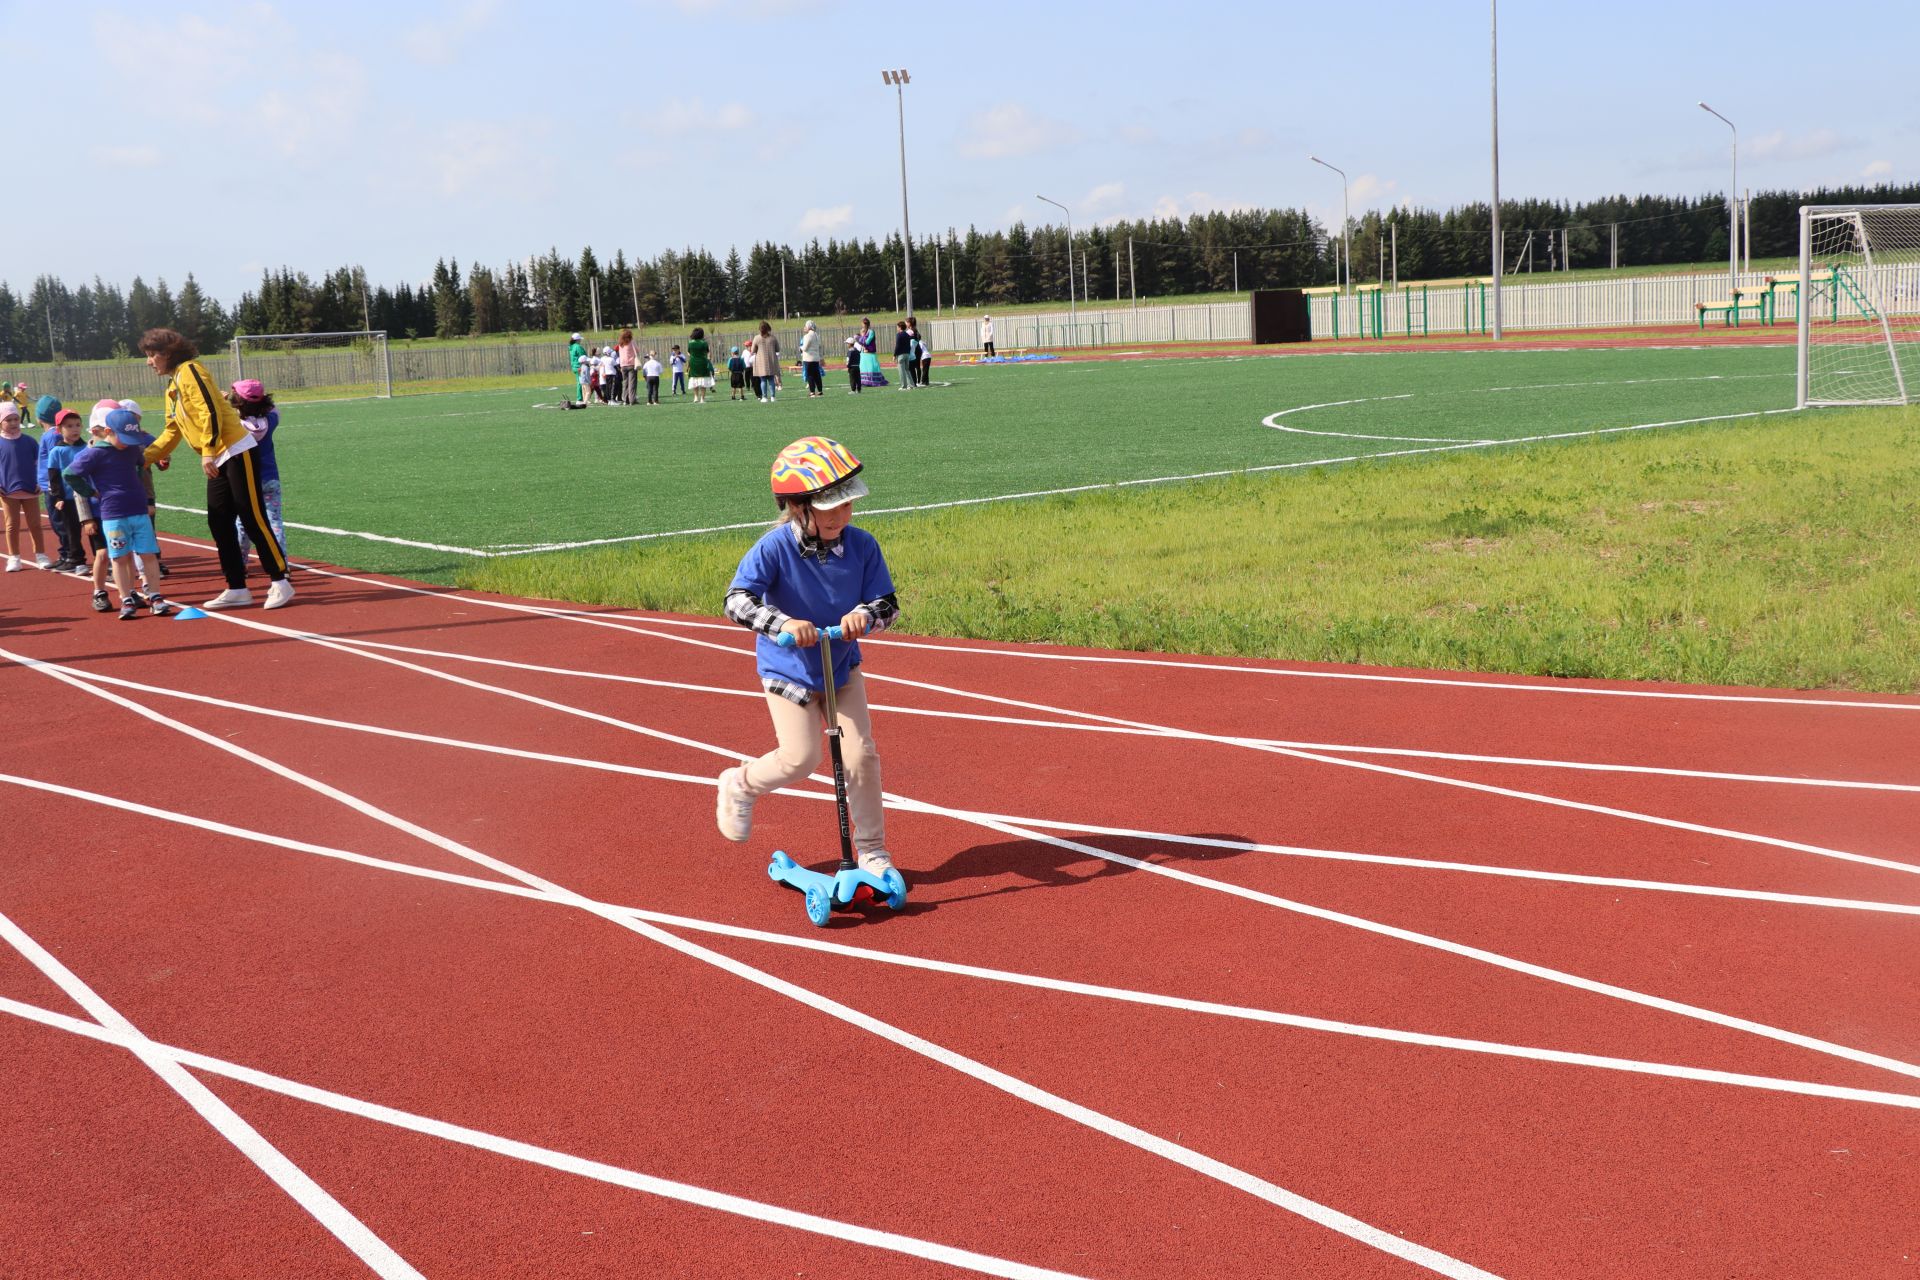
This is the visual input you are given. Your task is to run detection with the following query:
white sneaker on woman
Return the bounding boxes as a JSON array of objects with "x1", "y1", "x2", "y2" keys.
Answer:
[
  {"x1": 3, "y1": 556, "x2": 19, "y2": 572},
  {"x1": 264, "y1": 579, "x2": 296, "y2": 610},
  {"x1": 857, "y1": 850, "x2": 897, "y2": 880},
  {"x1": 203, "y1": 587, "x2": 253, "y2": 609},
  {"x1": 35, "y1": 553, "x2": 52, "y2": 569}
]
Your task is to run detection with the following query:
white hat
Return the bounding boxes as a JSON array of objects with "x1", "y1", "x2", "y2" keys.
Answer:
[
  {"x1": 571, "y1": 332, "x2": 583, "y2": 341},
  {"x1": 117, "y1": 399, "x2": 141, "y2": 415}
]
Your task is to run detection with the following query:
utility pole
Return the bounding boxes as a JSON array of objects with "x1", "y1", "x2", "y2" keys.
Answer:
[
  {"x1": 1490, "y1": 0, "x2": 1504, "y2": 339},
  {"x1": 1037, "y1": 194, "x2": 1075, "y2": 336},
  {"x1": 1698, "y1": 101, "x2": 1739, "y2": 293},
  {"x1": 780, "y1": 255, "x2": 788, "y2": 320},
  {"x1": 882, "y1": 69, "x2": 914, "y2": 316},
  {"x1": 1128, "y1": 236, "x2": 1136, "y2": 311}
]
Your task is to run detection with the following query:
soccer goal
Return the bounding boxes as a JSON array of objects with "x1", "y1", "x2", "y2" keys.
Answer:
[
  {"x1": 230, "y1": 330, "x2": 393, "y2": 400},
  {"x1": 1797, "y1": 205, "x2": 1920, "y2": 408}
]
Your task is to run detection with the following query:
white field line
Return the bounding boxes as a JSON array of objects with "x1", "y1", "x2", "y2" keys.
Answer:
[
  {"x1": 8, "y1": 773, "x2": 1920, "y2": 1116},
  {"x1": 181, "y1": 544, "x2": 1920, "y2": 713},
  {"x1": 0, "y1": 909, "x2": 422, "y2": 1279},
  {"x1": 39, "y1": 627, "x2": 1920, "y2": 1092},
  {"x1": 0, "y1": 995, "x2": 1095, "y2": 1280},
  {"x1": 0, "y1": 655, "x2": 1498, "y2": 1280},
  {"x1": 160, "y1": 377, "x2": 1800, "y2": 560},
  {"x1": 278, "y1": 629, "x2": 1920, "y2": 796},
  {"x1": 178, "y1": 610, "x2": 1920, "y2": 881},
  {"x1": 38, "y1": 666, "x2": 1920, "y2": 921}
]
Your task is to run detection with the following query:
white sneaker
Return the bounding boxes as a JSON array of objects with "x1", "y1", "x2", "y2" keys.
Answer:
[
  {"x1": 715, "y1": 766, "x2": 755, "y2": 842},
  {"x1": 34, "y1": 553, "x2": 51, "y2": 569},
  {"x1": 857, "y1": 850, "x2": 898, "y2": 881},
  {"x1": 3, "y1": 556, "x2": 18, "y2": 572},
  {"x1": 263, "y1": 579, "x2": 296, "y2": 610},
  {"x1": 202, "y1": 587, "x2": 254, "y2": 610}
]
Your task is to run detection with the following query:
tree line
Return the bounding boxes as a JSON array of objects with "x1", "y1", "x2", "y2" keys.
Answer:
[{"x1": 4, "y1": 180, "x2": 1915, "y2": 361}]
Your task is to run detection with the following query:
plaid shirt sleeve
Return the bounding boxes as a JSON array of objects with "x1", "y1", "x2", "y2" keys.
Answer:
[{"x1": 724, "y1": 587, "x2": 791, "y2": 636}]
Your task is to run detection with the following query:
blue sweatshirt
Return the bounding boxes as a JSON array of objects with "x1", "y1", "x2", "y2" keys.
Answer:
[
  {"x1": 0, "y1": 433, "x2": 40, "y2": 494},
  {"x1": 729, "y1": 523, "x2": 894, "y2": 691},
  {"x1": 243, "y1": 409, "x2": 279, "y2": 485},
  {"x1": 63, "y1": 432, "x2": 156, "y2": 521},
  {"x1": 34, "y1": 427, "x2": 61, "y2": 493}
]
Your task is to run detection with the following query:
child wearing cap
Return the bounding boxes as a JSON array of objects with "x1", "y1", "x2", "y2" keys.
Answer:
[
  {"x1": 119, "y1": 400, "x2": 169, "y2": 584},
  {"x1": 715, "y1": 436, "x2": 901, "y2": 885},
  {"x1": 51, "y1": 407, "x2": 114, "y2": 608},
  {"x1": 63, "y1": 408, "x2": 172, "y2": 619},
  {"x1": 33, "y1": 395, "x2": 79, "y2": 570},
  {"x1": 727, "y1": 346, "x2": 748, "y2": 401},
  {"x1": 642, "y1": 351, "x2": 663, "y2": 405},
  {"x1": 226, "y1": 381, "x2": 285, "y2": 568},
  {"x1": 0, "y1": 399, "x2": 51, "y2": 571},
  {"x1": 568, "y1": 332, "x2": 588, "y2": 403},
  {"x1": 669, "y1": 345, "x2": 687, "y2": 397},
  {"x1": 844, "y1": 337, "x2": 863, "y2": 394}
]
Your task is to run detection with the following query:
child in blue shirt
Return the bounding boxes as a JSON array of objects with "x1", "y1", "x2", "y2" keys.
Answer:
[
  {"x1": 33, "y1": 395, "x2": 79, "y2": 569},
  {"x1": 64, "y1": 409, "x2": 172, "y2": 619},
  {"x1": 716, "y1": 436, "x2": 901, "y2": 883},
  {"x1": 727, "y1": 347, "x2": 748, "y2": 401},
  {"x1": 0, "y1": 399, "x2": 51, "y2": 570}
]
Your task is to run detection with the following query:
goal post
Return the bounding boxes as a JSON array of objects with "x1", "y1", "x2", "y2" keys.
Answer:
[
  {"x1": 229, "y1": 330, "x2": 393, "y2": 400},
  {"x1": 1797, "y1": 204, "x2": 1920, "y2": 408}
]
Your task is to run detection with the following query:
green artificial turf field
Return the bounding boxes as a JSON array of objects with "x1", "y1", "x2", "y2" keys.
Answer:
[{"x1": 153, "y1": 344, "x2": 1799, "y2": 585}]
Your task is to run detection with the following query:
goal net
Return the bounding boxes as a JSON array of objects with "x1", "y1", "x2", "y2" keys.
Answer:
[
  {"x1": 230, "y1": 330, "x2": 393, "y2": 400},
  {"x1": 1798, "y1": 205, "x2": 1920, "y2": 407}
]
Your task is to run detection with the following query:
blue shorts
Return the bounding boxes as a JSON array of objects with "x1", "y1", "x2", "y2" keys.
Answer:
[{"x1": 102, "y1": 514, "x2": 158, "y2": 561}]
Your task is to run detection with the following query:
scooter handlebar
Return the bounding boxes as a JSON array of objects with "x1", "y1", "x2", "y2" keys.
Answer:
[{"x1": 774, "y1": 625, "x2": 845, "y2": 648}]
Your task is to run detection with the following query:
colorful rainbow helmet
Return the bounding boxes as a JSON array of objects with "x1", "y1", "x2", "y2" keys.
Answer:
[{"x1": 770, "y1": 436, "x2": 868, "y2": 510}]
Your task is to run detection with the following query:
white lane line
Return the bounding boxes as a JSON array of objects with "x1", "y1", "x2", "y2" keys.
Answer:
[
  {"x1": 3, "y1": 657, "x2": 1497, "y2": 1279},
  {"x1": 37, "y1": 628, "x2": 1920, "y2": 1091},
  {"x1": 175, "y1": 542, "x2": 1920, "y2": 713},
  {"x1": 0, "y1": 910, "x2": 422, "y2": 1279},
  {"x1": 22, "y1": 666, "x2": 1920, "y2": 920},
  {"x1": 11, "y1": 775, "x2": 1920, "y2": 1114},
  {"x1": 288, "y1": 630, "x2": 1920, "y2": 795},
  {"x1": 0, "y1": 996, "x2": 1096, "y2": 1280},
  {"x1": 160, "y1": 612, "x2": 1920, "y2": 882},
  {"x1": 156, "y1": 504, "x2": 491, "y2": 557}
]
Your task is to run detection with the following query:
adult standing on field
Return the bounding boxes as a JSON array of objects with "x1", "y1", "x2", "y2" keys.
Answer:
[
  {"x1": 750, "y1": 321, "x2": 781, "y2": 402},
  {"x1": 138, "y1": 327, "x2": 294, "y2": 610},
  {"x1": 568, "y1": 332, "x2": 587, "y2": 401},
  {"x1": 686, "y1": 326, "x2": 715, "y2": 404},
  {"x1": 799, "y1": 320, "x2": 825, "y2": 397},
  {"x1": 617, "y1": 328, "x2": 639, "y2": 404},
  {"x1": 980, "y1": 313, "x2": 995, "y2": 358}
]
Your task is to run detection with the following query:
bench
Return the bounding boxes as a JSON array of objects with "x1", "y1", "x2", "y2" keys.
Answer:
[{"x1": 1696, "y1": 289, "x2": 1770, "y2": 328}]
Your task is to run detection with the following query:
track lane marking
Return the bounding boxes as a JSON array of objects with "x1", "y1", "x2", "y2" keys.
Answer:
[
  {"x1": 0, "y1": 995, "x2": 1097, "y2": 1280},
  {"x1": 0, "y1": 910, "x2": 423, "y2": 1279},
  {"x1": 22, "y1": 629, "x2": 1920, "y2": 1093},
  {"x1": 1, "y1": 653, "x2": 1500, "y2": 1279}
]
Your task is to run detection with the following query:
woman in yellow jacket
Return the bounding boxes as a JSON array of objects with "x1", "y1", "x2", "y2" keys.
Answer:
[{"x1": 139, "y1": 328, "x2": 294, "y2": 609}]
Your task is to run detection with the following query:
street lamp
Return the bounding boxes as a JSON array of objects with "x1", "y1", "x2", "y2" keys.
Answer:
[
  {"x1": 1310, "y1": 155, "x2": 1351, "y2": 294},
  {"x1": 1036, "y1": 194, "x2": 1075, "y2": 335},
  {"x1": 1698, "y1": 101, "x2": 1738, "y2": 293},
  {"x1": 882, "y1": 69, "x2": 914, "y2": 317}
]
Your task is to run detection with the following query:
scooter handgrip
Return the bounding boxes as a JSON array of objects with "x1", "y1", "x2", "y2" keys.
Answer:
[{"x1": 775, "y1": 625, "x2": 845, "y2": 649}]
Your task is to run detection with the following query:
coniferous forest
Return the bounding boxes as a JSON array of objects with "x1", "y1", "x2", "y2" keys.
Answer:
[{"x1": 5, "y1": 182, "x2": 1914, "y2": 361}]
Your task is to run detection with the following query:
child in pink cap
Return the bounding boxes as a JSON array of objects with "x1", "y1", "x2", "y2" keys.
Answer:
[{"x1": 226, "y1": 380, "x2": 285, "y2": 568}]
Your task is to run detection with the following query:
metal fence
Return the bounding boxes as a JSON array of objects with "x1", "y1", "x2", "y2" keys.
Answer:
[{"x1": 12, "y1": 268, "x2": 1887, "y2": 404}]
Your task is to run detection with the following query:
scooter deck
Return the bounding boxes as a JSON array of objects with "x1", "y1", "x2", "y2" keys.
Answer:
[{"x1": 769, "y1": 850, "x2": 908, "y2": 926}]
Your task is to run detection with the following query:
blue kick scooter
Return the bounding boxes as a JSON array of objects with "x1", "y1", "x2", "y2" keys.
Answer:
[{"x1": 766, "y1": 626, "x2": 909, "y2": 926}]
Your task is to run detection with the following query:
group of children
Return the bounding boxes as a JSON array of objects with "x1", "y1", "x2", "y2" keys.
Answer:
[
  {"x1": 0, "y1": 376, "x2": 286, "y2": 621},
  {"x1": 573, "y1": 330, "x2": 690, "y2": 406}
]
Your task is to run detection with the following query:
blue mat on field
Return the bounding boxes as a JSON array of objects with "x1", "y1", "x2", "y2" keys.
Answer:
[{"x1": 977, "y1": 353, "x2": 1060, "y2": 363}]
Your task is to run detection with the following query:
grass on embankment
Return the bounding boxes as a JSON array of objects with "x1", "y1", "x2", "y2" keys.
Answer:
[{"x1": 462, "y1": 406, "x2": 1920, "y2": 691}]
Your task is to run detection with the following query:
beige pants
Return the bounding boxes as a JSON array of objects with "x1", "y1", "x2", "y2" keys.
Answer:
[
  {"x1": 741, "y1": 669, "x2": 886, "y2": 854},
  {"x1": 2, "y1": 492, "x2": 44, "y2": 558}
]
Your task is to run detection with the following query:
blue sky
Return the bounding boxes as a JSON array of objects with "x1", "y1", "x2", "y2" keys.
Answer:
[{"x1": 7, "y1": 0, "x2": 1915, "y2": 304}]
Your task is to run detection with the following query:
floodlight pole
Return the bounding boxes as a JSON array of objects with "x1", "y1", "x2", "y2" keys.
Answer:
[
  {"x1": 1490, "y1": 0, "x2": 1503, "y2": 339},
  {"x1": 1698, "y1": 101, "x2": 1738, "y2": 294},
  {"x1": 1310, "y1": 156, "x2": 1350, "y2": 295},
  {"x1": 883, "y1": 69, "x2": 914, "y2": 318},
  {"x1": 1037, "y1": 194, "x2": 1075, "y2": 337}
]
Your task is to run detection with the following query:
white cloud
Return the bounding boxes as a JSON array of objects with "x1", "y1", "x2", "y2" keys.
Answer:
[
  {"x1": 1117, "y1": 123, "x2": 1158, "y2": 146},
  {"x1": 798, "y1": 205, "x2": 854, "y2": 236},
  {"x1": 649, "y1": 98, "x2": 756, "y2": 133},
  {"x1": 401, "y1": 0, "x2": 503, "y2": 65},
  {"x1": 1349, "y1": 173, "x2": 1399, "y2": 204},
  {"x1": 1083, "y1": 182, "x2": 1126, "y2": 214},
  {"x1": 1746, "y1": 128, "x2": 1854, "y2": 163},
  {"x1": 91, "y1": 144, "x2": 162, "y2": 168},
  {"x1": 958, "y1": 103, "x2": 1080, "y2": 160},
  {"x1": 1863, "y1": 159, "x2": 1893, "y2": 179}
]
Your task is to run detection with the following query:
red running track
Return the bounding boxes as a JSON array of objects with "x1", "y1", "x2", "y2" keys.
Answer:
[{"x1": 3, "y1": 539, "x2": 1918, "y2": 1279}]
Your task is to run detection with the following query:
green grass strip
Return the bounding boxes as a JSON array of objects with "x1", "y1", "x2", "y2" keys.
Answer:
[{"x1": 462, "y1": 405, "x2": 1920, "y2": 692}]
